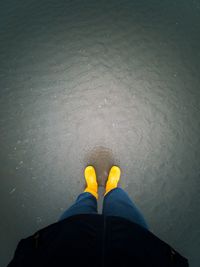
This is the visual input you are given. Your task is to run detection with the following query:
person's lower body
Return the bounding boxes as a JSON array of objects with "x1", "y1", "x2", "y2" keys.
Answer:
[{"x1": 59, "y1": 188, "x2": 149, "y2": 230}]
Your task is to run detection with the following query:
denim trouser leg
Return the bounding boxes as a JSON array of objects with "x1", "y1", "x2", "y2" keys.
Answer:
[
  {"x1": 59, "y1": 192, "x2": 97, "y2": 221},
  {"x1": 103, "y1": 188, "x2": 149, "y2": 230}
]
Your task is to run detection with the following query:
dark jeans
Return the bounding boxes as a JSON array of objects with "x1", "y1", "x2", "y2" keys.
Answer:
[{"x1": 59, "y1": 188, "x2": 149, "y2": 230}]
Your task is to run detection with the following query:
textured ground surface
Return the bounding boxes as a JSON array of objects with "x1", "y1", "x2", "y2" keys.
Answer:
[{"x1": 0, "y1": 0, "x2": 200, "y2": 266}]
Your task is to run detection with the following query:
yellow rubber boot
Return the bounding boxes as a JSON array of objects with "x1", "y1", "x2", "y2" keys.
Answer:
[
  {"x1": 105, "y1": 166, "x2": 121, "y2": 196},
  {"x1": 84, "y1": 166, "x2": 98, "y2": 199}
]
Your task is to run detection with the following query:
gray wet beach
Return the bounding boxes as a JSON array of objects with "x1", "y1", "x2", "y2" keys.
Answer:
[{"x1": 0, "y1": 1, "x2": 200, "y2": 266}]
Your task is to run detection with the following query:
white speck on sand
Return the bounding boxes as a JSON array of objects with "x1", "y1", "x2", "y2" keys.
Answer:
[
  {"x1": 36, "y1": 217, "x2": 42, "y2": 224},
  {"x1": 16, "y1": 161, "x2": 24, "y2": 170},
  {"x1": 9, "y1": 188, "x2": 16, "y2": 194}
]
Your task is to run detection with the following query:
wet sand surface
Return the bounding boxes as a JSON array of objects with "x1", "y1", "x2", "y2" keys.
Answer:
[{"x1": 0, "y1": 0, "x2": 200, "y2": 266}]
